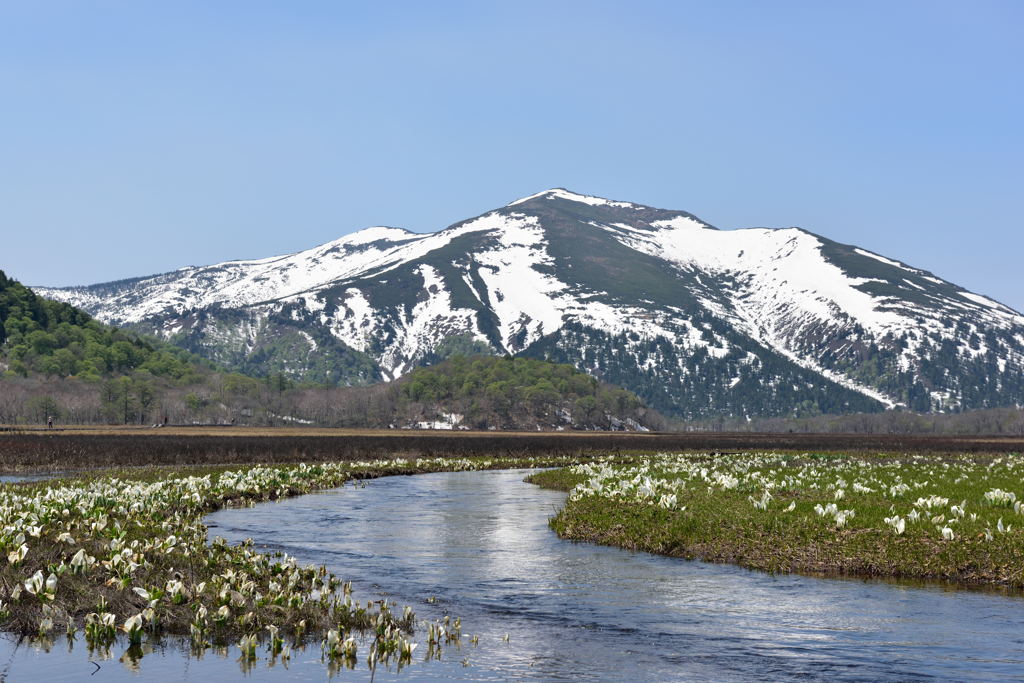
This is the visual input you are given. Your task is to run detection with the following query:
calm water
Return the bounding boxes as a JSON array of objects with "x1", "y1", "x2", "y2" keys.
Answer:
[
  {"x1": 0, "y1": 472, "x2": 61, "y2": 483},
  {"x1": 5, "y1": 469, "x2": 1024, "y2": 681}
]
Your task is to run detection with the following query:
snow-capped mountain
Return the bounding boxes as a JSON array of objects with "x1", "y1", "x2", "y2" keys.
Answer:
[{"x1": 36, "y1": 189, "x2": 1024, "y2": 418}]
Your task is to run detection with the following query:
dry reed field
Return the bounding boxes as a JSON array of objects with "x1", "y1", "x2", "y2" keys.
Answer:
[{"x1": 0, "y1": 426, "x2": 1020, "y2": 473}]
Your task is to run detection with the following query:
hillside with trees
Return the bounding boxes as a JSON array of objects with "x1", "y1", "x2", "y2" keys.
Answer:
[
  {"x1": 392, "y1": 355, "x2": 660, "y2": 430},
  {"x1": 1, "y1": 270, "x2": 658, "y2": 430},
  {"x1": 1, "y1": 270, "x2": 204, "y2": 382},
  {"x1": 120, "y1": 355, "x2": 663, "y2": 431},
  {"x1": 0, "y1": 269, "x2": 220, "y2": 424}
]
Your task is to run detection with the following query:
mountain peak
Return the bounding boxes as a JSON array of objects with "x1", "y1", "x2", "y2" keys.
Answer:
[
  {"x1": 32, "y1": 188, "x2": 1024, "y2": 418},
  {"x1": 506, "y1": 188, "x2": 642, "y2": 210}
]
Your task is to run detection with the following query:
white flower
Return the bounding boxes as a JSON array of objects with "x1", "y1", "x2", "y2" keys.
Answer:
[
  {"x1": 884, "y1": 516, "x2": 906, "y2": 535},
  {"x1": 122, "y1": 613, "x2": 144, "y2": 634},
  {"x1": 7, "y1": 543, "x2": 28, "y2": 565},
  {"x1": 749, "y1": 491, "x2": 772, "y2": 510},
  {"x1": 24, "y1": 571, "x2": 44, "y2": 595}
]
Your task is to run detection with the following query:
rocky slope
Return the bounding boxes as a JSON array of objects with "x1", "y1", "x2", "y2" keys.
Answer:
[{"x1": 37, "y1": 189, "x2": 1024, "y2": 418}]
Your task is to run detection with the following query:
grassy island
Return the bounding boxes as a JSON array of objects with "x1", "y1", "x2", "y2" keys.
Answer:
[{"x1": 529, "y1": 451, "x2": 1024, "y2": 588}]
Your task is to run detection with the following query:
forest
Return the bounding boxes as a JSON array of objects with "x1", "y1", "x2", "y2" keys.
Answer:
[
  {"x1": 3, "y1": 269, "x2": 1021, "y2": 434},
  {"x1": 0, "y1": 269, "x2": 657, "y2": 429}
]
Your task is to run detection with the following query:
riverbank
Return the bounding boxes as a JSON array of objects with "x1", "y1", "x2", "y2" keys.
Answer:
[
  {"x1": 10, "y1": 467, "x2": 1023, "y2": 681},
  {"x1": 529, "y1": 452, "x2": 1024, "y2": 588},
  {"x1": 0, "y1": 455, "x2": 585, "y2": 670}
]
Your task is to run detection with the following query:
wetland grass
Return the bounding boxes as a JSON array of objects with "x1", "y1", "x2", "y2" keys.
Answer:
[
  {"x1": 9, "y1": 442, "x2": 1024, "y2": 672},
  {"x1": 0, "y1": 454, "x2": 583, "y2": 671},
  {"x1": 529, "y1": 451, "x2": 1024, "y2": 588}
]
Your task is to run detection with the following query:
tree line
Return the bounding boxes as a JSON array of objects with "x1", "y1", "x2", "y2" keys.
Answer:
[{"x1": 0, "y1": 355, "x2": 662, "y2": 431}]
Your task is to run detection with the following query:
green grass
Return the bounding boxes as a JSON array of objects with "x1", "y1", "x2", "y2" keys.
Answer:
[{"x1": 529, "y1": 452, "x2": 1024, "y2": 587}]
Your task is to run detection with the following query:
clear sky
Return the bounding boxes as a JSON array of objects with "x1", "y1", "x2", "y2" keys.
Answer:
[{"x1": 2, "y1": 1, "x2": 1022, "y2": 310}]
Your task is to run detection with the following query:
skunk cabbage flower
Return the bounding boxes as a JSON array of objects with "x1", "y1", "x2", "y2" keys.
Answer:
[
  {"x1": 24, "y1": 571, "x2": 44, "y2": 595},
  {"x1": 7, "y1": 543, "x2": 28, "y2": 565}
]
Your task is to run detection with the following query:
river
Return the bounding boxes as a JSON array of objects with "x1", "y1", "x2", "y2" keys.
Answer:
[{"x1": 4, "y1": 468, "x2": 1024, "y2": 681}]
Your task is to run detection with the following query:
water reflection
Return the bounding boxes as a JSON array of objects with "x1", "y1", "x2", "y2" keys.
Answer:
[{"x1": 206, "y1": 469, "x2": 1024, "y2": 681}]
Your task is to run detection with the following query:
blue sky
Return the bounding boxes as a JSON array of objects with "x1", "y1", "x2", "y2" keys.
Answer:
[{"x1": 2, "y1": 1, "x2": 1022, "y2": 310}]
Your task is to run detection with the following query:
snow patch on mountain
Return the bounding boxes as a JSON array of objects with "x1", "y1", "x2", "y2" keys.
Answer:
[
  {"x1": 473, "y1": 214, "x2": 566, "y2": 350},
  {"x1": 614, "y1": 221, "x2": 907, "y2": 333},
  {"x1": 342, "y1": 226, "x2": 414, "y2": 245},
  {"x1": 854, "y1": 248, "x2": 911, "y2": 270},
  {"x1": 508, "y1": 188, "x2": 640, "y2": 209},
  {"x1": 384, "y1": 264, "x2": 483, "y2": 376},
  {"x1": 959, "y1": 291, "x2": 1020, "y2": 317},
  {"x1": 600, "y1": 220, "x2": 924, "y2": 403},
  {"x1": 333, "y1": 288, "x2": 375, "y2": 346},
  {"x1": 36, "y1": 221, "x2": 502, "y2": 325},
  {"x1": 648, "y1": 216, "x2": 714, "y2": 232}
]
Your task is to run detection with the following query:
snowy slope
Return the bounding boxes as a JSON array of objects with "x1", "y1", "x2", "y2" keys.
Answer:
[{"x1": 35, "y1": 188, "x2": 1024, "y2": 416}]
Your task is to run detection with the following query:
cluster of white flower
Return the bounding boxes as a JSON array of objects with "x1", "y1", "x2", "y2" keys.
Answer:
[
  {"x1": 0, "y1": 454, "x2": 579, "y2": 666},
  {"x1": 567, "y1": 461, "x2": 686, "y2": 510},
  {"x1": 560, "y1": 452, "x2": 1024, "y2": 543},
  {"x1": 814, "y1": 502, "x2": 855, "y2": 527},
  {"x1": 984, "y1": 488, "x2": 1017, "y2": 506}
]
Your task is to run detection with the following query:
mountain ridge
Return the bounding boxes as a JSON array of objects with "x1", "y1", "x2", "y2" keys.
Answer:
[{"x1": 35, "y1": 188, "x2": 1024, "y2": 418}]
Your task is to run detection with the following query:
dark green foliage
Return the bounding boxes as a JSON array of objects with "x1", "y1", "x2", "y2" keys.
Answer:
[
  {"x1": 418, "y1": 333, "x2": 494, "y2": 366},
  {"x1": 819, "y1": 329, "x2": 1024, "y2": 413},
  {"x1": 522, "y1": 322, "x2": 884, "y2": 420},
  {"x1": 398, "y1": 355, "x2": 657, "y2": 430},
  {"x1": 0, "y1": 270, "x2": 204, "y2": 382}
]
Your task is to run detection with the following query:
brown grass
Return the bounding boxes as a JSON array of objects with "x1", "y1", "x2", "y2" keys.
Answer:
[{"x1": 0, "y1": 427, "x2": 1020, "y2": 474}]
